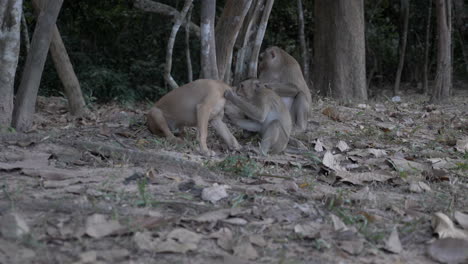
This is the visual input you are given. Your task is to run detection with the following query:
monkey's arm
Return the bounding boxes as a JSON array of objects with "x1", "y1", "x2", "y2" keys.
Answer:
[
  {"x1": 225, "y1": 90, "x2": 269, "y2": 122},
  {"x1": 264, "y1": 82, "x2": 300, "y2": 97},
  {"x1": 231, "y1": 118, "x2": 262, "y2": 132}
]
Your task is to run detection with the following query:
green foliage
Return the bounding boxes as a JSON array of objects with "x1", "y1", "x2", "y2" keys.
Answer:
[{"x1": 214, "y1": 155, "x2": 260, "y2": 178}]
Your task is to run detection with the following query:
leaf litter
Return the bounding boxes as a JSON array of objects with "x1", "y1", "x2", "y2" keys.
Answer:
[{"x1": 0, "y1": 91, "x2": 467, "y2": 263}]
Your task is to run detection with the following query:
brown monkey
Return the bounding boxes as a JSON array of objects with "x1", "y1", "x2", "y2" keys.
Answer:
[
  {"x1": 258, "y1": 46, "x2": 312, "y2": 132},
  {"x1": 224, "y1": 79, "x2": 292, "y2": 155},
  {"x1": 147, "y1": 79, "x2": 240, "y2": 156}
]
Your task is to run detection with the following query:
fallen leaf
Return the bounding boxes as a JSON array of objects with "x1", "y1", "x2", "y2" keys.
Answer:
[
  {"x1": 201, "y1": 183, "x2": 230, "y2": 203},
  {"x1": 294, "y1": 222, "x2": 322, "y2": 239},
  {"x1": 210, "y1": 228, "x2": 234, "y2": 251},
  {"x1": 315, "y1": 139, "x2": 325, "y2": 152},
  {"x1": 323, "y1": 151, "x2": 345, "y2": 171},
  {"x1": 388, "y1": 157, "x2": 429, "y2": 172},
  {"x1": 336, "y1": 141, "x2": 350, "y2": 152},
  {"x1": 330, "y1": 214, "x2": 348, "y2": 232},
  {"x1": 455, "y1": 138, "x2": 468, "y2": 153},
  {"x1": 432, "y1": 212, "x2": 468, "y2": 239},
  {"x1": 453, "y1": 211, "x2": 468, "y2": 230},
  {"x1": 338, "y1": 239, "x2": 364, "y2": 255},
  {"x1": 427, "y1": 238, "x2": 468, "y2": 264},
  {"x1": 385, "y1": 226, "x2": 403, "y2": 254},
  {"x1": 193, "y1": 209, "x2": 231, "y2": 223},
  {"x1": 335, "y1": 171, "x2": 394, "y2": 185},
  {"x1": 85, "y1": 214, "x2": 123, "y2": 238},
  {"x1": 233, "y1": 238, "x2": 258, "y2": 260},
  {"x1": 249, "y1": 235, "x2": 267, "y2": 247},
  {"x1": 221, "y1": 218, "x2": 248, "y2": 225},
  {"x1": 367, "y1": 148, "x2": 387, "y2": 158}
]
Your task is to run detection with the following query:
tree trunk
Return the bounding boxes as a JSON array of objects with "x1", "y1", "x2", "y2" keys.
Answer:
[
  {"x1": 453, "y1": 0, "x2": 468, "y2": 73},
  {"x1": 21, "y1": 12, "x2": 31, "y2": 53},
  {"x1": 423, "y1": 0, "x2": 433, "y2": 95},
  {"x1": 394, "y1": 0, "x2": 410, "y2": 95},
  {"x1": 12, "y1": 0, "x2": 64, "y2": 132},
  {"x1": 215, "y1": 0, "x2": 252, "y2": 83},
  {"x1": 297, "y1": 0, "x2": 310, "y2": 83},
  {"x1": 248, "y1": 0, "x2": 274, "y2": 78},
  {"x1": 0, "y1": 0, "x2": 23, "y2": 127},
  {"x1": 185, "y1": 5, "x2": 193, "y2": 83},
  {"x1": 314, "y1": 0, "x2": 367, "y2": 101},
  {"x1": 200, "y1": 0, "x2": 219, "y2": 80},
  {"x1": 31, "y1": 0, "x2": 86, "y2": 116},
  {"x1": 431, "y1": 0, "x2": 452, "y2": 103},
  {"x1": 164, "y1": 0, "x2": 193, "y2": 89}
]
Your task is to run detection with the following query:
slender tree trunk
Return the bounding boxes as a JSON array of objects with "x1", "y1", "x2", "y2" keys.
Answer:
[
  {"x1": 200, "y1": 0, "x2": 219, "y2": 80},
  {"x1": 431, "y1": 0, "x2": 452, "y2": 103},
  {"x1": 453, "y1": 0, "x2": 468, "y2": 73},
  {"x1": 31, "y1": 0, "x2": 86, "y2": 116},
  {"x1": 0, "y1": 0, "x2": 23, "y2": 127},
  {"x1": 21, "y1": 12, "x2": 30, "y2": 53},
  {"x1": 215, "y1": 0, "x2": 252, "y2": 83},
  {"x1": 248, "y1": 0, "x2": 274, "y2": 78},
  {"x1": 12, "y1": 0, "x2": 64, "y2": 132},
  {"x1": 314, "y1": 0, "x2": 367, "y2": 101},
  {"x1": 185, "y1": 5, "x2": 193, "y2": 83},
  {"x1": 423, "y1": 0, "x2": 433, "y2": 95},
  {"x1": 297, "y1": 0, "x2": 310, "y2": 83},
  {"x1": 233, "y1": 0, "x2": 263, "y2": 85},
  {"x1": 394, "y1": 0, "x2": 410, "y2": 95},
  {"x1": 164, "y1": 0, "x2": 193, "y2": 89}
]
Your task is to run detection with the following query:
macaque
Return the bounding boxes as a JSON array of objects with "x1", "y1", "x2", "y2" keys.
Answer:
[
  {"x1": 224, "y1": 79, "x2": 292, "y2": 155},
  {"x1": 147, "y1": 79, "x2": 240, "y2": 156},
  {"x1": 258, "y1": 46, "x2": 312, "y2": 132}
]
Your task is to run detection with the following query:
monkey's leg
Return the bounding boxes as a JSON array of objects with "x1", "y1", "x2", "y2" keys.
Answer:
[
  {"x1": 211, "y1": 117, "x2": 241, "y2": 151},
  {"x1": 196, "y1": 103, "x2": 215, "y2": 156},
  {"x1": 147, "y1": 107, "x2": 176, "y2": 138},
  {"x1": 292, "y1": 93, "x2": 309, "y2": 132},
  {"x1": 259, "y1": 120, "x2": 282, "y2": 155}
]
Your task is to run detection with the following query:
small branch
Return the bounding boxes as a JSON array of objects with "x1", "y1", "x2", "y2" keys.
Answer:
[
  {"x1": 164, "y1": 0, "x2": 193, "y2": 89},
  {"x1": 185, "y1": 4, "x2": 193, "y2": 83}
]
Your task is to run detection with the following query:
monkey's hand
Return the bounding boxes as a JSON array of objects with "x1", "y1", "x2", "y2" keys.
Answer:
[{"x1": 224, "y1": 89, "x2": 237, "y2": 101}]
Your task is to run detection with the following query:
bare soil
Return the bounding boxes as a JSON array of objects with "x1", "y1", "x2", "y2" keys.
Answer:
[{"x1": 0, "y1": 86, "x2": 467, "y2": 264}]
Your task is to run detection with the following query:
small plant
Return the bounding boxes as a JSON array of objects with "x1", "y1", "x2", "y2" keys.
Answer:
[
  {"x1": 136, "y1": 178, "x2": 149, "y2": 207},
  {"x1": 214, "y1": 155, "x2": 260, "y2": 178}
]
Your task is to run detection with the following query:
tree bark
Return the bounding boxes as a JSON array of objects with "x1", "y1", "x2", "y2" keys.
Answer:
[
  {"x1": 423, "y1": 0, "x2": 433, "y2": 95},
  {"x1": 0, "y1": 0, "x2": 23, "y2": 127},
  {"x1": 248, "y1": 0, "x2": 274, "y2": 78},
  {"x1": 31, "y1": 0, "x2": 86, "y2": 116},
  {"x1": 431, "y1": 0, "x2": 452, "y2": 103},
  {"x1": 200, "y1": 0, "x2": 219, "y2": 80},
  {"x1": 453, "y1": 0, "x2": 468, "y2": 73},
  {"x1": 297, "y1": 0, "x2": 310, "y2": 83},
  {"x1": 21, "y1": 12, "x2": 30, "y2": 53},
  {"x1": 12, "y1": 0, "x2": 64, "y2": 132},
  {"x1": 314, "y1": 0, "x2": 367, "y2": 101},
  {"x1": 133, "y1": 0, "x2": 200, "y2": 38},
  {"x1": 394, "y1": 0, "x2": 410, "y2": 95},
  {"x1": 215, "y1": 0, "x2": 252, "y2": 83},
  {"x1": 185, "y1": 5, "x2": 193, "y2": 83},
  {"x1": 164, "y1": 0, "x2": 193, "y2": 89}
]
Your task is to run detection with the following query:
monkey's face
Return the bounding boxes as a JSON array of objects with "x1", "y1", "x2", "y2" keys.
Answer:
[
  {"x1": 259, "y1": 47, "x2": 279, "y2": 71},
  {"x1": 237, "y1": 80, "x2": 259, "y2": 100}
]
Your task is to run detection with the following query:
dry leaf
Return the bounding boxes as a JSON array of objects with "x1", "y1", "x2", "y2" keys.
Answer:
[
  {"x1": 315, "y1": 139, "x2": 325, "y2": 152},
  {"x1": 233, "y1": 238, "x2": 258, "y2": 260},
  {"x1": 323, "y1": 151, "x2": 345, "y2": 171},
  {"x1": 193, "y1": 209, "x2": 231, "y2": 222},
  {"x1": 221, "y1": 218, "x2": 248, "y2": 225},
  {"x1": 210, "y1": 228, "x2": 234, "y2": 251},
  {"x1": 249, "y1": 235, "x2": 267, "y2": 247},
  {"x1": 336, "y1": 141, "x2": 350, "y2": 152},
  {"x1": 427, "y1": 238, "x2": 468, "y2": 264},
  {"x1": 85, "y1": 214, "x2": 123, "y2": 238},
  {"x1": 367, "y1": 148, "x2": 387, "y2": 158},
  {"x1": 330, "y1": 214, "x2": 348, "y2": 232},
  {"x1": 335, "y1": 171, "x2": 394, "y2": 185},
  {"x1": 294, "y1": 222, "x2": 322, "y2": 239},
  {"x1": 385, "y1": 226, "x2": 403, "y2": 254},
  {"x1": 455, "y1": 138, "x2": 468, "y2": 153},
  {"x1": 388, "y1": 157, "x2": 429, "y2": 172},
  {"x1": 201, "y1": 183, "x2": 230, "y2": 203},
  {"x1": 454, "y1": 211, "x2": 468, "y2": 230},
  {"x1": 338, "y1": 239, "x2": 364, "y2": 255},
  {"x1": 432, "y1": 212, "x2": 468, "y2": 239}
]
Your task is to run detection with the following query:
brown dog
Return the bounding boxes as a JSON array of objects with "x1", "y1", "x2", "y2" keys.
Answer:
[{"x1": 147, "y1": 79, "x2": 240, "y2": 156}]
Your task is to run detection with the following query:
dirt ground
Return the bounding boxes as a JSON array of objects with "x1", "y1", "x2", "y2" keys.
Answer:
[{"x1": 0, "y1": 85, "x2": 467, "y2": 264}]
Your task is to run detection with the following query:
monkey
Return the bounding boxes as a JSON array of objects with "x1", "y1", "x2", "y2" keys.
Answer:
[
  {"x1": 258, "y1": 46, "x2": 312, "y2": 132},
  {"x1": 147, "y1": 79, "x2": 240, "y2": 156},
  {"x1": 224, "y1": 79, "x2": 292, "y2": 155}
]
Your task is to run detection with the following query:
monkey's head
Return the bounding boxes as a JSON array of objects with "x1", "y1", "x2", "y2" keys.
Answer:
[
  {"x1": 259, "y1": 46, "x2": 283, "y2": 72},
  {"x1": 237, "y1": 79, "x2": 263, "y2": 100}
]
